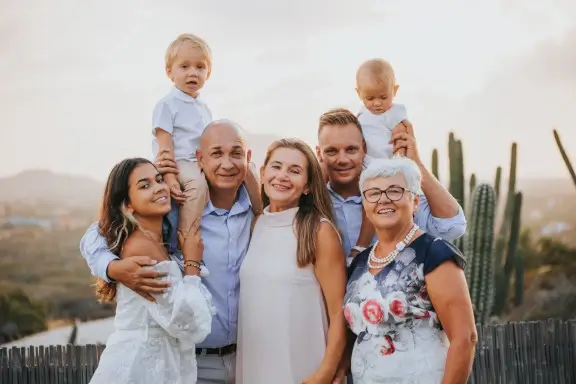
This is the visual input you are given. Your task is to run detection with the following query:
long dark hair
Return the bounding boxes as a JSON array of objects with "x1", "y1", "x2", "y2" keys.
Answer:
[
  {"x1": 95, "y1": 157, "x2": 153, "y2": 302},
  {"x1": 261, "y1": 139, "x2": 337, "y2": 267}
]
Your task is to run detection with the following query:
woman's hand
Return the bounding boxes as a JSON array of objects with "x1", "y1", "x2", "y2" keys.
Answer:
[
  {"x1": 301, "y1": 368, "x2": 332, "y2": 384},
  {"x1": 177, "y1": 219, "x2": 204, "y2": 262},
  {"x1": 332, "y1": 367, "x2": 347, "y2": 384}
]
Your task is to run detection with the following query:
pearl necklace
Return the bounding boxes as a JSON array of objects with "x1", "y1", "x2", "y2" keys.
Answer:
[{"x1": 368, "y1": 224, "x2": 419, "y2": 269}]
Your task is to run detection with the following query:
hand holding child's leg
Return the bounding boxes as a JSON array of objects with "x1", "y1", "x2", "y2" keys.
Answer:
[
  {"x1": 244, "y1": 162, "x2": 263, "y2": 216},
  {"x1": 164, "y1": 173, "x2": 186, "y2": 205},
  {"x1": 177, "y1": 161, "x2": 209, "y2": 240}
]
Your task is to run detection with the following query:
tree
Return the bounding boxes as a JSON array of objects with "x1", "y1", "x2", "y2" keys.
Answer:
[{"x1": 0, "y1": 285, "x2": 47, "y2": 342}]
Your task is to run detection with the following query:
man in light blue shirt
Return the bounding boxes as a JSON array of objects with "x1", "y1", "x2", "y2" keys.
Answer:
[
  {"x1": 316, "y1": 108, "x2": 467, "y2": 263},
  {"x1": 80, "y1": 120, "x2": 253, "y2": 383}
]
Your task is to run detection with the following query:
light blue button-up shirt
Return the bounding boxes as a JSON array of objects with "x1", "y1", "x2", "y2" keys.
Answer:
[
  {"x1": 328, "y1": 184, "x2": 467, "y2": 258},
  {"x1": 79, "y1": 186, "x2": 253, "y2": 349}
]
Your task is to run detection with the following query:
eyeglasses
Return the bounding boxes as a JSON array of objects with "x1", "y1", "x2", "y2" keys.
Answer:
[{"x1": 362, "y1": 186, "x2": 414, "y2": 203}]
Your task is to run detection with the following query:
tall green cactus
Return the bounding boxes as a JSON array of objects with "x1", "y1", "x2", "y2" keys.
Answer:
[
  {"x1": 553, "y1": 129, "x2": 576, "y2": 188},
  {"x1": 448, "y1": 133, "x2": 465, "y2": 209},
  {"x1": 469, "y1": 173, "x2": 477, "y2": 202},
  {"x1": 464, "y1": 183, "x2": 496, "y2": 323},
  {"x1": 431, "y1": 148, "x2": 439, "y2": 180},
  {"x1": 494, "y1": 166, "x2": 502, "y2": 203},
  {"x1": 493, "y1": 191, "x2": 523, "y2": 315},
  {"x1": 514, "y1": 248, "x2": 525, "y2": 307},
  {"x1": 448, "y1": 133, "x2": 465, "y2": 251}
]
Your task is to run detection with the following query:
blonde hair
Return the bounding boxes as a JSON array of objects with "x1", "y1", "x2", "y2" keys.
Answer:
[
  {"x1": 261, "y1": 139, "x2": 337, "y2": 267},
  {"x1": 165, "y1": 33, "x2": 212, "y2": 71},
  {"x1": 318, "y1": 108, "x2": 363, "y2": 136},
  {"x1": 356, "y1": 58, "x2": 396, "y2": 87}
]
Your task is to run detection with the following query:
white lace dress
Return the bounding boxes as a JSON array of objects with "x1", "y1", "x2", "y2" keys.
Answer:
[{"x1": 89, "y1": 260, "x2": 213, "y2": 384}]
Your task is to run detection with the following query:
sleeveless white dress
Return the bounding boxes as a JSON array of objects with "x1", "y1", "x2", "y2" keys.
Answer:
[
  {"x1": 89, "y1": 260, "x2": 213, "y2": 384},
  {"x1": 236, "y1": 207, "x2": 331, "y2": 384}
]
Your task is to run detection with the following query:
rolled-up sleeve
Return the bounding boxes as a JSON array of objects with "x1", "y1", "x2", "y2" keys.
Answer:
[
  {"x1": 79, "y1": 222, "x2": 118, "y2": 282},
  {"x1": 414, "y1": 194, "x2": 467, "y2": 242}
]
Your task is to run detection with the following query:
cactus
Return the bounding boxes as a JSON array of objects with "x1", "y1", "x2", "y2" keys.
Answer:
[
  {"x1": 464, "y1": 183, "x2": 496, "y2": 323},
  {"x1": 431, "y1": 148, "x2": 439, "y2": 180},
  {"x1": 553, "y1": 129, "x2": 576, "y2": 188},
  {"x1": 493, "y1": 191, "x2": 523, "y2": 315},
  {"x1": 469, "y1": 173, "x2": 477, "y2": 203},
  {"x1": 448, "y1": 133, "x2": 465, "y2": 251},
  {"x1": 494, "y1": 166, "x2": 502, "y2": 203},
  {"x1": 448, "y1": 133, "x2": 465, "y2": 209},
  {"x1": 514, "y1": 248, "x2": 525, "y2": 307},
  {"x1": 502, "y1": 143, "x2": 518, "y2": 238}
]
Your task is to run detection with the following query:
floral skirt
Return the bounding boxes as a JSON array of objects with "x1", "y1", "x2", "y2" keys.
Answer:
[{"x1": 350, "y1": 326, "x2": 448, "y2": 384}]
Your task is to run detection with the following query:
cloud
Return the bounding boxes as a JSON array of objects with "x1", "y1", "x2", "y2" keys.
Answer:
[{"x1": 441, "y1": 28, "x2": 576, "y2": 179}]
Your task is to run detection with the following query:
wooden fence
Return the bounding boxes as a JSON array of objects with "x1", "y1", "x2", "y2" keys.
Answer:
[{"x1": 1, "y1": 319, "x2": 575, "y2": 383}]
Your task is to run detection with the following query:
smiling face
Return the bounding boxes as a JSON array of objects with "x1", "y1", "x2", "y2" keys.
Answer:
[
  {"x1": 197, "y1": 122, "x2": 251, "y2": 193},
  {"x1": 317, "y1": 122, "x2": 366, "y2": 189},
  {"x1": 166, "y1": 42, "x2": 210, "y2": 97},
  {"x1": 124, "y1": 162, "x2": 171, "y2": 219},
  {"x1": 361, "y1": 173, "x2": 419, "y2": 230},
  {"x1": 261, "y1": 147, "x2": 310, "y2": 211}
]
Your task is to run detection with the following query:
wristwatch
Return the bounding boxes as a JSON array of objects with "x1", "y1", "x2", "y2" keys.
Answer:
[{"x1": 351, "y1": 246, "x2": 367, "y2": 253}]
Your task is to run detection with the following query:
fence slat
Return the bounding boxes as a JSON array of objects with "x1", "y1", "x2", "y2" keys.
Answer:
[{"x1": 0, "y1": 321, "x2": 573, "y2": 383}]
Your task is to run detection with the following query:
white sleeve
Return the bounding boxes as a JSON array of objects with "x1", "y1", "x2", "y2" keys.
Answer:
[
  {"x1": 79, "y1": 222, "x2": 118, "y2": 282},
  {"x1": 152, "y1": 99, "x2": 175, "y2": 135},
  {"x1": 385, "y1": 103, "x2": 408, "y2": 130},
  {"x1": 144, "y1": 270, "x2": 213, "y2": 348}
]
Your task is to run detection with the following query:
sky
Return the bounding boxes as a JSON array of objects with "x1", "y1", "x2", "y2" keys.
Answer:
[{"x1": 1, "y1": 0, "x2": 575, "y2": 182}]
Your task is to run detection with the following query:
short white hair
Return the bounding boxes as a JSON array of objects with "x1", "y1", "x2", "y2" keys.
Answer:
[{"x1": 359, "y1": 157, "x2": 423, "y2": 196}]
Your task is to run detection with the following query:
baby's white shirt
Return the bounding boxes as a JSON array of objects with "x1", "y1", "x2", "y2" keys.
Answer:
[
  {"x1": 358, "y1": 103, "x2": 407, "y2": 159},
  {"x1": 151, "y1": 87, "x2": 213, "y2": 162}
]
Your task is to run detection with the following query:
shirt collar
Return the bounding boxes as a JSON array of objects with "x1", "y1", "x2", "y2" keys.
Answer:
[
  {"x1": 170, "y1": 86, "x2": 201, "y2": 103},
  {"x1": 327, "y1": 182, "x2": 362, "y2": 204},
  {"x1": 202, "y1": 184, "x2": 252, "y2": 217}
]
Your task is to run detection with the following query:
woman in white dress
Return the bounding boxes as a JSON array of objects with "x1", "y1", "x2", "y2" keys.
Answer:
[
  {"x1": 236, "y1": 138, "x2": 348, "y2": 384},
  {"x1": 88, "y1": 157, "x2": 213, "y2": 384},
  {"x1": 342, "y1": 157, "x2": 477, "y2": 383}
]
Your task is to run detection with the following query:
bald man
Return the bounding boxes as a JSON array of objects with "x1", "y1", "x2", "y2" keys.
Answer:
[{"x1": 80, "y1": 120, "x2": 255, "y2": 383}]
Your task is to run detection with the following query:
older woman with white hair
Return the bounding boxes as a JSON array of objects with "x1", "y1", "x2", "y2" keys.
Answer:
[{"x1": 341, "y1": 157, "x2": 477, "y2": 383}]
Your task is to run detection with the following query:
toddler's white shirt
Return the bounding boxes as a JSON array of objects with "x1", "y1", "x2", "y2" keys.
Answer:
[
  {"x1": 151, "y1": 87, "x2": 213, "y2": 162},
  {"x1": 358, "y1": 103, "x2": 407, "y2": 160}
]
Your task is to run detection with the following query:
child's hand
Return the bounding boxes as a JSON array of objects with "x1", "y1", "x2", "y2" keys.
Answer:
[{"x1": 164, "y1": 173, "x2": 186, "y2": 204}]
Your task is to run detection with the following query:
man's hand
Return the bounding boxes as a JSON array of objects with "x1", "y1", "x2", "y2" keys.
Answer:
[
  {"x1": 349, "y1": 248, "x2": 360, "y2": 259},
  {"x1": 389, "y1": 120, "x2": 421, "y2": 165},
  {"x1": 164, "y1": 173, "x2": 186, "y2": 204},
  {"x1": 107, "y1": 256, "x2": 170, "y2": 302},
  {"x1": 155, "y1": 148, "x2": 179, "y2": 175}
]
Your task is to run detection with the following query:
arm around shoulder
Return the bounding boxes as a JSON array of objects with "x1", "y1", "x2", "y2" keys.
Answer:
[{"x1": 79, "y1": 222, "x2": 118, "y2": 282}]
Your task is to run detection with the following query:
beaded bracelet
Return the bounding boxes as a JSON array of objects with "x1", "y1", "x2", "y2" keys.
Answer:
[{"x1": 184, "y1": 260, "x2": 202, "y2": 271}]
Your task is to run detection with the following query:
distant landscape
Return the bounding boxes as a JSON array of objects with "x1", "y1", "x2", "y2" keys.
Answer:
[{"x1": 1, "y1": 155, "x2": 575, "y2": 344}]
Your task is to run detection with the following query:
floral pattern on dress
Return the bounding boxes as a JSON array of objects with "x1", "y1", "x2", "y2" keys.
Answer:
[{"x1": 343, "y1": 234, "x2": 465, "y2": 383}]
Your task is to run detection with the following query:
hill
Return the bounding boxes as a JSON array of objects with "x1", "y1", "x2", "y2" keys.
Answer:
[
  {"x1": 0, "y1": 170, "x2": 104, "y2": 206},
  {"x1": 0, "y1": 132, "x2": 280, "y2": 207}
]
